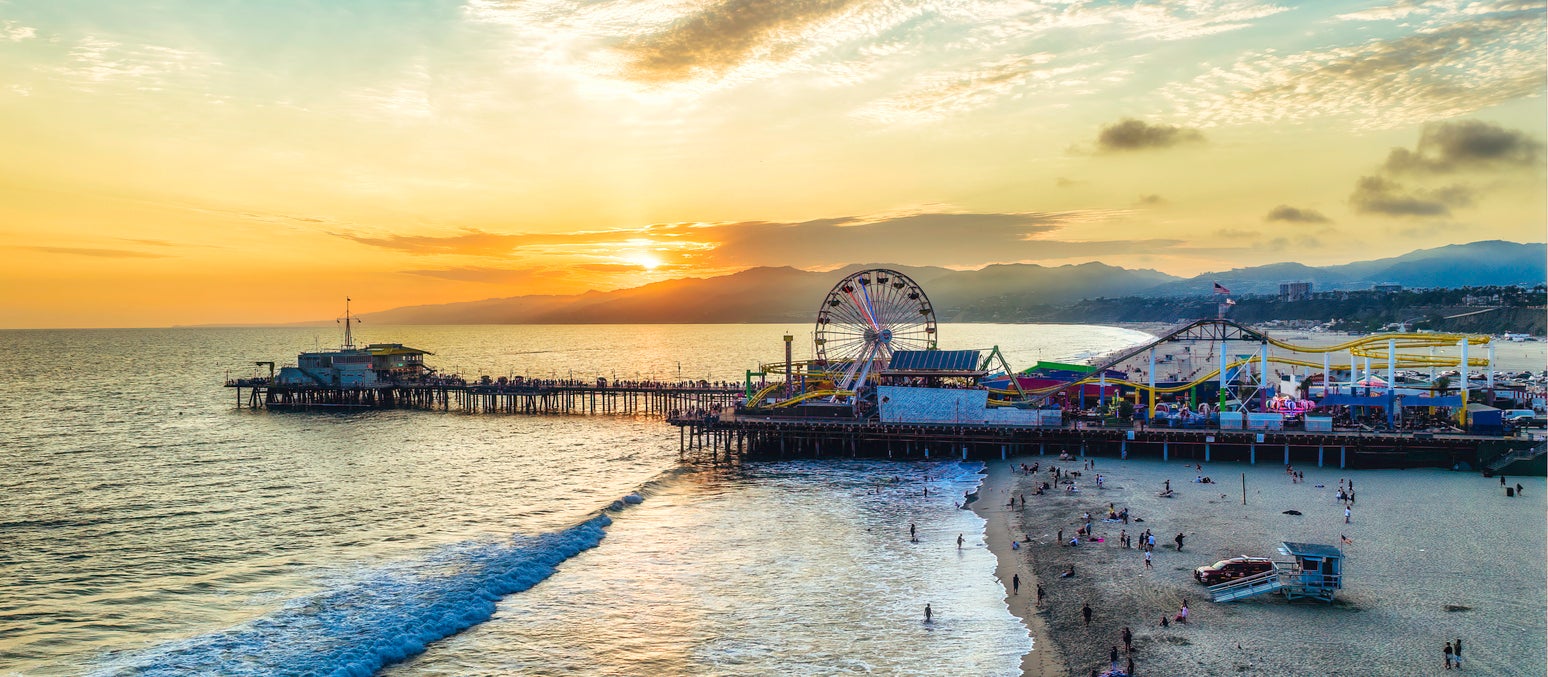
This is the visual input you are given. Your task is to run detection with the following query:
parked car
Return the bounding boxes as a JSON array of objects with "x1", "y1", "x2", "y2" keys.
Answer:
[
  {"x1": 1503, "y1": 409, "x2": 1536, "y2": 423},
  {"x1": 1194, "y1": 557, "x2": 1274, "y2": 585}
]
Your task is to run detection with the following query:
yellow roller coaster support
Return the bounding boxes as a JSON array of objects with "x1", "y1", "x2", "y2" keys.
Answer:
[
  {"x1": 745, "y1": 381, "x2": 784, "y2": 408},
  {"x1": 769, "y1": 389, "x2": 856, "y2": 408}
]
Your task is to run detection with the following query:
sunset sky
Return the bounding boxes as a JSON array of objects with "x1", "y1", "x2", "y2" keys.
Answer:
[{"x1": 2, "y1": 0, "x2": 1544, "y2": 327}]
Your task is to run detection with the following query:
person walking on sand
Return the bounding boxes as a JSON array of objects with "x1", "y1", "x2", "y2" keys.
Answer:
[
  {"x1": 1174, "y1": 532, "x2": 1185, "y2": 551},
  {"x1": 1144, "y1": 550, "x2": 1152, "y2": 569},
  {"x1": 1453, "y1": 637, "x2": 1463, "y2": 669},
  {"x1": 1344, "y1": 506, "x2": 1351, "y2": 524},
  {"x1": 1037, "y1": 583, "x2": 1046, "y2": 606},
  {"x1": 925, "y1": 603, "x2": 933, "y2": 622},
  {"x1": 957, "y1": 533, "x2": 964, "y2": 549},
  {"x1": 1516, "y1": 483, "x2": 1523, "y2": 497},
  {"x1": 1012, "y1": 573, "x2": 1020, "y2": 595},
  {"x1": 910, "y1": 523, "x2": 917, "y2": 541},
  {"x1": 1122, "y1": 626, "x2": 1134, "y2": 652},
  {"x1": 1082, "y1": 602, "x2": 1093, "y2": 626},
  {"x1": 1444, "y1": 640, "x2": 1453, "y2": 669}
]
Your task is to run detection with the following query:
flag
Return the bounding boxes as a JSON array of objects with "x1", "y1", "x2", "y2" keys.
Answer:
[{"x1": 1213, "y1": 282, "x2": 1231, "y2": 294}]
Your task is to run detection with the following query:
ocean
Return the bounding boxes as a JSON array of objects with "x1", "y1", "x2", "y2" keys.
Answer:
[{"x1": 0, "y1": 324, "x2": 1153, "y2": 676}]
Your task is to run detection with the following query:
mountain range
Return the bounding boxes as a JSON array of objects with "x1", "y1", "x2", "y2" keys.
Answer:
[{"x1": 363, "y1": 240, "x2": 1545, "y2": 325}]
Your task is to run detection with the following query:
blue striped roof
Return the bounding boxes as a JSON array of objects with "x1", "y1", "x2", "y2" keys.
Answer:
[{"x1": 888, "y1": 350, "x2": 981, "y2": 372}]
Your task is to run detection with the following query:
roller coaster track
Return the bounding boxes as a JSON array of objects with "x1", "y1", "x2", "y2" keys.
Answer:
[
  {"x1": 745, "y1": 381, "x2": 784, "y2": 408},
  {"x1": 768, "y1": 389, "x2": 856, "y2": 408},
  {"x1": 1025, "y1": 319, "x2": 1491, "y2": 404}
]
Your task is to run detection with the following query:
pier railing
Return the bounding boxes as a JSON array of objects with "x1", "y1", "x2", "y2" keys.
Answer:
[{"x1": 226, "y1": 380, "x2": 743, "y2": 416}]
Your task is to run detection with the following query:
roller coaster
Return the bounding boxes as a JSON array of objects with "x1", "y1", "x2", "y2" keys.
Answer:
[
  {"x1": 1017, "y1": 318, "x2": 1491, "y2": 409},
  {"x1": 742, "y1": 270, "x2": 1500, "y2": 427}
]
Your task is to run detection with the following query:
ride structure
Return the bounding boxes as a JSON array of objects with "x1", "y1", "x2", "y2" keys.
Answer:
[{"x1": 813, "y1": 268, "x2": 937, "y2": 404}]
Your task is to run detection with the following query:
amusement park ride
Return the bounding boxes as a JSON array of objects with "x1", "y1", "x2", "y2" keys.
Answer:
[{"x1": 743, "y1": 269, "x2": 1510, "y2": 429}]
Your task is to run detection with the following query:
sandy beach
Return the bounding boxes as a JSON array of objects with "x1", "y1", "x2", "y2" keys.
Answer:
[{"x1": 976, "y1": 454, "x2": 1546, "y2": 676}]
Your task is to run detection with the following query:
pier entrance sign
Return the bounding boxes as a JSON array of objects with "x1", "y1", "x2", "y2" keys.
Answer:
[{"x1": 814, "y1": 268, "x2": 937, "y2": 399}]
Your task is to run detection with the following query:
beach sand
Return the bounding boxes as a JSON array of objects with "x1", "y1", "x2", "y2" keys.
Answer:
[
  {"x1": 979, "y1": 454, "x2": 1546, "y2": 676},
  {"x1": 976, "y1": 468, "x2": 1065, "y2": 676}
]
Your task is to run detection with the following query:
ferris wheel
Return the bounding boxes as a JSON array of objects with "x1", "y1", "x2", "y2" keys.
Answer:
[{"x1": 814, "y1": 268, "x2": 937, "y2": 395}]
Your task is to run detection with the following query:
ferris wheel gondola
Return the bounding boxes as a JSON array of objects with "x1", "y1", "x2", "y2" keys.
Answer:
[{"x1": 814, "y1": 269, "x2": 937, "y2": 397}]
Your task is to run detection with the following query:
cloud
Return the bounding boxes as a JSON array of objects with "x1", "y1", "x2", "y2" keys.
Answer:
[
  {"x1": 56, "y1": 35, "x2": 218, "y2": 92},
  {"x1": 337, "y1": 209, "x2": 1185, "y2": 270},
  {"x1": 337, "y1": 229, "x2": 535, "y2": 256},
  {"x1": 1214, "y1": 228, "x2": 1259, "y2": 238},
  {"x1": 621, "y1": 0, "x2": 867, "y2": 82},
  {"x1": 1348, "y1": 176, "x2": 1472, "y2": 217},
  {"x1": 1265, "y1": 205, "x2": 1330, "y2": 223},
  {"x1": 22, "y1": 246, "x2": 169, "y2": 258},
  {"x1": 853, "y1": 53, "x2": 1077, "y2": 125},
  {"x1": 1166, "y1": 8, "x2": 1547, "y2": 128},
  {"x1": 1382, "y1": 119, "x2": 1544, "y2": 174},
  {"x1": 2, "y1": 20, "x2": 36, "y2": 41},
  {"x1": 1096, "y1": 118, "x2": 1204, "y2": 152},
  {"x1": 400, "y1": 266, "x2": 546, "y2": 284}
]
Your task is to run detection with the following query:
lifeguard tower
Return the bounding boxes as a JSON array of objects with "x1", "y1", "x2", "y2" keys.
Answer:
[{"x1": 1209, "y1": 541, "x2": 1344, "y2": 603}]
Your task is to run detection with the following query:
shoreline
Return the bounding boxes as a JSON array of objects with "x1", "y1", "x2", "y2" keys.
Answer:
[
  {"x1": 974, "y1": 453, "x2": 1547, "y2": 676},
  {"x1": 972, "y1": 461, "x2": 1065, "y2": 676}
]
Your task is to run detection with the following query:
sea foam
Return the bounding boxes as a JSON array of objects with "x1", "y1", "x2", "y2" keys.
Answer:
[{"x1": 97, "y1": 508, "x2": 627, "y2": 676}]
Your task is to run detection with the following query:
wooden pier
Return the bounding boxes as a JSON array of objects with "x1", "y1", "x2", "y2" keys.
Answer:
[
  {"x1": 227, "y1": 380, "x2": 742, "y2": 417},
  {"x1": 668, "y1": 412, "x2": 1543, "y2": 471}
]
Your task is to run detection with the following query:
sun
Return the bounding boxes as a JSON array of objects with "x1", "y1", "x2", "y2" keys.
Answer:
[{"x1": 622, "y1": 252, "x2": 663, "y2": 271}]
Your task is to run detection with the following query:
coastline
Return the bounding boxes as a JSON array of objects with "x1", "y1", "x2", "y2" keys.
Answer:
[
  {"x1": 972, "y1": 461, "x2": 1065, "y2": 676},
  {"x1": 974, "y1": 453, "x2": 1547, "y2": 676}
]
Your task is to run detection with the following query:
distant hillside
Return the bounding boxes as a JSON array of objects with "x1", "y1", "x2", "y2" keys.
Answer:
[
  {"x1": 365, "y1": 262, "x2": 1180, "y2": 324},
  {"x1": 1142, "y1": 240, "x2": 1546, "y2": 297},
  {"x1": 363, "y1": 240, "x2": 1544, "y2": 324}
]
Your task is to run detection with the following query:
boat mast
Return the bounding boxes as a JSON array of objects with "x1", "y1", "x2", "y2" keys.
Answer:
[{"x1": 338, "y1": 297, "x2": 360, "y2": 350}]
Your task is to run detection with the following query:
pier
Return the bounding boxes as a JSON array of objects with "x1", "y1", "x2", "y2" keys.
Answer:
[
  {"x1": 227, "y1": 380, "x2": 743, "y2": 416},
  {"x1": 667, "y1": 411, "x2": 1543, "y2": 471}
]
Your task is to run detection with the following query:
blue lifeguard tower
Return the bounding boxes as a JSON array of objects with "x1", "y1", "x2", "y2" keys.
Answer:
[{"x1": 1209, "y1": 541, "x2": 1344, "y2": 603}]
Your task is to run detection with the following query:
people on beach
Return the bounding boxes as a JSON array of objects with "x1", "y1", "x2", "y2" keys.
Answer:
[
  {"x1": 1344, "y1": 506, "x2": 1352, "y2": 524},
  {"x1": 957, "y1": 533, "x2": 964, "y2": 549},
  {"x1": 1444, "y1": 640, "x2": 1454, "y2": 669},
  {"x1": 1122, "y1": 626, "x2": 1134, "y2": 652},
  {"x1": 1109, "y1": 645, "x2": 1120, "y2": 672},
  {"x1": 1453, "y1": 637, "x2": 1463, "y2": 668},
  {"x1": 925, "y1": 603, "x2": 932, "y2": 622},
  {"x1": 1061, "y1": 565, "x2": 1075, "y2": 578},
  {"x1": 1175, "y1": 601, "x2": 1189, "y2": 624},
  {"x1": 1012, "y1": 573, "x2": 1020, "y2": 595},
  {"x1": 910, "y1": 523, "x2": 916, "y2": 542},
  {"x1": 1174, "y1": 533, "x2": 1185, "y2": 551},
  {"x1": 1036, "y1": 584, "x2": 1046, "y2": 606},
  {"x1": 1516, "y1": 482, "x2": 1524, "y2": 497},
  {"x1": 1082, "y1": 602, "x2": 1093, "y2": 626},
  {"x1": 1159, "y1": 615, "x2": 1169, "y2": 628},
  {"x1": 1144, "y1": 550, "x2": 1152, "y2": 569}
]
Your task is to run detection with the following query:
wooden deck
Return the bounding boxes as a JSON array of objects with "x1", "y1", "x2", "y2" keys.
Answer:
[
  {"x1": 226, "y1": 381, "x2": 742, "y2": 416},
  {"x1": 667, "y1": 411, "x2": 1539, "y2": 470}
]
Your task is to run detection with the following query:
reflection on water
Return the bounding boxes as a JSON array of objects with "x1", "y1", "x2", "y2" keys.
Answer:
[{"x1": 0, "y1": 324, "x2": 1150, "y2": 674}]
